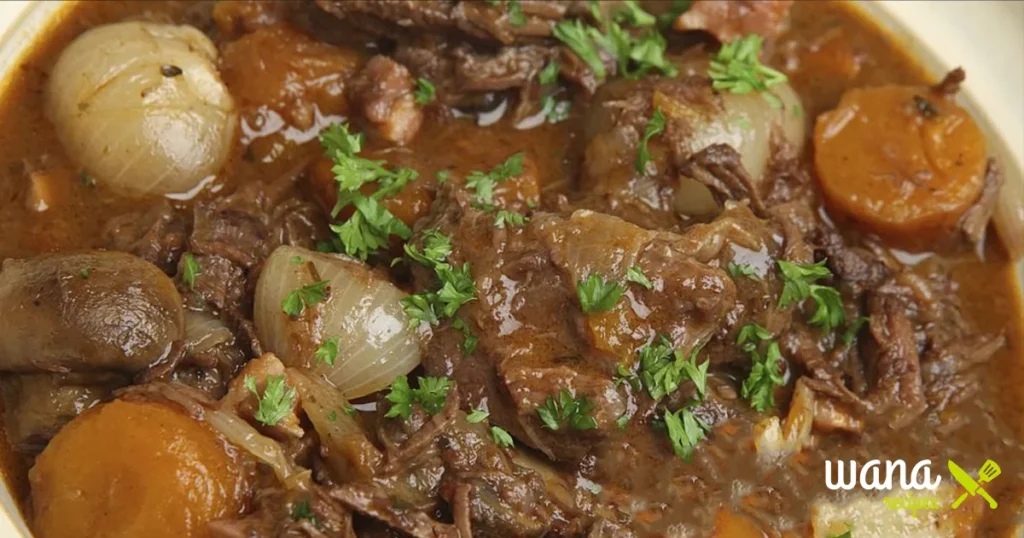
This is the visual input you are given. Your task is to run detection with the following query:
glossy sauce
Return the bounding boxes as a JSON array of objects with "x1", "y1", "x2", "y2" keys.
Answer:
[{"x1": 0, "y1": 1, "x2": 1020, "y2": 536}]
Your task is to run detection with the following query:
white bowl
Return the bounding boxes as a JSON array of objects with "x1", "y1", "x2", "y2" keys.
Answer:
[{"x1": 0, "y1": 1, "x2": 1019, "y2": 537}]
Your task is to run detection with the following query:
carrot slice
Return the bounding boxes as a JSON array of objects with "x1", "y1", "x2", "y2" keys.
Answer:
[{"x1": 813, "y1": 84, "x2": 987, "y2": 243}]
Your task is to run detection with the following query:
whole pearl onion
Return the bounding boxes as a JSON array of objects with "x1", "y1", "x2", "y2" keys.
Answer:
[{"x1": 46, "y1": 22, "x2": 236, "y2": 197}]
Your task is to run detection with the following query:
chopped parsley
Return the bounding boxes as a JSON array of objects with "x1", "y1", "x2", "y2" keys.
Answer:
[
  {"x1": 626, "y1": 265, "x2": 653, "y2": 290},
  {"x1": 664, "y1": 406, "x2": 709, "y2": 462},
  {"x1": 727, "y1": 262, "x2": 759, "y2": 280},
  {"x1": 708, "y1": 34, "x2": 787, "y2": 107},
  {"x1": 452, "y1": 317, "x2": 479, "y2": 356},
  {"x1": 506, "y1": 0, "x2": 526, "y2": 26},
  {"x1": 79, "y1": 267, "x2": 91, "y2": 280},
  {"x1": 637, "y1": 336, "x2": 709, "y2": 401},
  {"x1": 466, "y1": 152, "x2": 524, "y2": 207},
  {"x1": 494, "y1": 209, "x2": 528, "y2": 229},
  {"x1": 466, "y1": 408, "x2": 490, "y2": 423},
  {"x1": 281, "y1": 280, "x2": 330, "y2": 317},
  {"x1": 736, "y1": 323, "x2": 785, "y2": 412},
  {"x1": 615, "y1": 0, "x2": 656, "y2": 26},
  {"x1": 400, "y1": 294, "x2": 440, "y2": 327},
  {"x1": 245, "y1": 375, "x2": 298, "y2": 427},
  {"x1": 327, "y1": 410, "x2": 338, "y2": 422},
  {"x1": 414, "y1": 78, "x2": 436, "y2": 106},
  {"x1": 553, "y1": 20, "x2": 607, "y2": 80},
  {"x1": 401, "y1": 230, "x2": 477, "y2": 327},
  {"x1": 537, "y1": 389, "x2": 598, "y2": 431},
  {"x1": 435, "y1": 170, "x2": 450, "y2": 183},
  {"x1": 291, "y1": 498, "x2": 318, "y2": 525},
  {"x1": 314, "y1": 337, "x2": 340, "y2": 366},
  {"x1": 403, "y1": 228, "x2": 453, "y2": 267},
  {"x1": 636, "y1": 108, "x2": 665, "y2": 173},
  {"x1": 320, "y1": 123, "x2": 415, "y2": 260},
  {"x1": 540, "y1": 96, "x2": 572, "y2": 123},
  {"x1": 290, "y1": 255, "x2": 305, "y2": 264},
  {"x1": 614, "y1": 363, "x2": 642, "y2": 392},
  {"x1": 576, "y1": 273, "x2": 626, "y2": 313},
  {"x1": 384, "y1": 375, "x2": 452, "y2": 419},
  {"x1": 841, "y1": 316, "x2": 870, "y2": 347},
  {"x1": 182, "y1": 252, "x2": 201, "y2": 289},
  {"x1": 777, "y1": 259, "x2": 845, "y2": 332},
  {"x1": 343, "y1": 403, "x2": 357, "y2": 416},
  {"x1": 491, "y1": 426, "x2": 515, "y2": 447},
  {"x1": 539, "y1": 61, "x2": 560, "y2": 85}
]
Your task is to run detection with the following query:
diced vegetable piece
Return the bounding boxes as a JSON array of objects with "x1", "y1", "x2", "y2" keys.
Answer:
[{"x1": 814, "y1": 85, "x2": 988, "y2": 242}]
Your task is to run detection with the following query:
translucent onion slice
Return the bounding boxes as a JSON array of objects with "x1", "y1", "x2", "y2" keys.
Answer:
[
  {"x1": 288, "y1": 368, "x2": 383, "y2": 482},
  {"x1": 993, "y1": 164, "x2": 1024, "y2": 259},
  {"x1": 183, "y1": 310, "x2": 235, "y2": 355},
  {"x1": 254, "y1": 245, "x2": 426, "y2": 399}
]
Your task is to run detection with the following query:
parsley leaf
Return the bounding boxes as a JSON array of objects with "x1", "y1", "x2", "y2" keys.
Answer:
[
  {"x1": 576, "y1": 273, "x2": 626, "y2": 313},
  {"x1": 507, "y1": 0, "x2": 526, "y2": 26},
  {"x1": 615, "y1": 0, "x2": 656, "y2": 26},
  {"x1": 182, "y1": 252, "x2": 201, "y2": 289},
  {"x1": 290, "y1": 255, "x2": 305, "y2": 264},
  {"x1": 841, "y1": 316, "x2": 870, "y2": 347},
  {"x1": 808, "y1": 284, "x2": 845, "y2": 333},
  {"x1": 320, "y1": 123, "x2": 415, "y2": 260},
  {"x1": 494, "y1": 209, "x2": 528, "y2": 229},
  {"x1": 537, "y1": 389, "x2": 597, "y2": 431},
  {"x1": 400, "y1": 293, "x2": 440, "y2": 328},
  {"x1": 636, "y1": 108, "x2": 665, "y2": 173},
  {"x1": 281, "y1": 280, "x2": 330, "y2": 317},
  {"x1": 777, "y1": 259, "x2": 832, "y2": 308},
  {"x1": 615, "y1": 364, "x2": 642, "y2": 392},
  {"x1": 539, "y1": 61, "x2": 560, "y2": 85},
  {"x1": 736, "y1": 322, "x2": 773, "y2": 351},
  {"x1": 435, "y1": 170, "x2": 450, "y2": 183},
  {"x1": 638, "y1": 337, "x2": 708, "y2": 401},
  {"x1": 776, "y1": 259, "x2": 845, "y2": 332},
  {"x1": 414, "y1": 78, "x2": 436, "y2": 105},
  {"x1": 727, "y1": 262, "x2": 759, "y2": 280},
  {"x1": 491, "y1": 425, "x2": 515, "y2": 447},
  {"x1": 540, "y1": 95, "x2": 572, "y2": 123},
  {"x1": 466, "y1": 408, "x2": 489, "y2": 423},
  {"x1": 79, "y1": 267, "x2": 91, "y2": 280},
  {"x1": 664, "y1": 407, "x2": 709, "y2": 462},
  {"x1": 245, "y1": 375, "x2": 297, "y2": 427},
  {"x1": 626, "y1": 265, "x2": 654, "y2": 289},
  {"x1": 291, "y1": 498, "x2": 318, "y2": 525},
  {"x1": 452, "y1": 317, "x2": 479, "y2": 356},
  {"x1": 553, "y1": 20, "x2": 606, "y2": 80},
  {"x1": 403, "y1": 228, "x2": 452, "y2": 268},
  {"x1": 384, "y1": 375, "x2": 452, "y2": 419},
  {"x1": 327, "y1": 410, "x2": 338, "y2": 422},
  {"x1": 739, "y1": 336, "x2": 785, "y2": 413},
  {"x1": 708, "y1": 34, "x2": 787, "y2": 106},
  {"x1": 466, "y1": 152, "x2": 524, "y2": 207},
  {"x1": 401, "y1": 230, "x2": 477, "y2": 327},
  {"x1": 314, "y1": 337, "x2": 340, "y2": 366}
]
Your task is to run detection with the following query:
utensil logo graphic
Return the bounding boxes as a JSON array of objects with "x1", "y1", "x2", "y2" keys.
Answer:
[{"x1": 948, "y1": 459, "x2": 1001, "y2": 510}]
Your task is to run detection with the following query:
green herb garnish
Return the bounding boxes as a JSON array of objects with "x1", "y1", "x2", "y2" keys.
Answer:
[
  {"x1": 281, "y1": 280, "x2": 330, "y2": 317},
  {"x1": 491, "y1": 426, "x2": 515, "y2": 447},
  {"x1": 414, "y1": 78, "x2": 436, "y2": 105},
  {"x1": 245, "y1": 375, "x2": 298, "y2": 427},
  {"x1": 384, "y1": 375, "x2": 453, "y2": 419},
  {"x1": 664, "y1": 407, "x2": 709, "y2": 461},
  {"x1": 537, "y1": 389, "x2": 598, "y2": 431},
  {"x1": 708, "y1": 34, "x2": 787, "y2": 107},
  {"x1": 182, "y1": 252, "x2": 201, "y2": 289},
  {"x1": 626, "y1": 265, "x2": 653, "y2": 289},
  {"x1": 314, "y1": 337, "x2": 340, "y2": 366},
  {"x1": 636, "y1": 108, "x2": 665, "y2": 173},
  {"x1": 576, "y1": 273, "x2": 626, "y2": 313}
]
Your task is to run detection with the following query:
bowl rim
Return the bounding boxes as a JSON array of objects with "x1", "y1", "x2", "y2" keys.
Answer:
[{"x1": 0, "y1": 1, "x2": 1019, "y2": 537}]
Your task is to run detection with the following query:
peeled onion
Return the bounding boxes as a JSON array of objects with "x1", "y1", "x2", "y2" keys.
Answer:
[
  {"x1": 288, "y1": 369, "x2": 382, "y2": 482},
  {"x1": 46, "y1": 22, "x2": 236, "y2": 197},
  {"x1": 254, "y1": 246, "x2": 425, "y2": 399}
]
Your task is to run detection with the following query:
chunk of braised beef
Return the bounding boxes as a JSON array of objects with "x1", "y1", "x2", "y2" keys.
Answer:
[
  {"x1": 103, "y1": 199, "x2": 189, "y2": 275},
  {"x1": 673, "y1": 0, "x2": 794, "y2": 45}
]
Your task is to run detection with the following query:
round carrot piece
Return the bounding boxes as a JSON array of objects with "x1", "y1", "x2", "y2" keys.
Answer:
[
  {"x1": 813, "y1": 85, "x2": 987, "y2": 242},
  {"x1": 30, "y1": 399, "x2": 250, "y2": 538}
]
